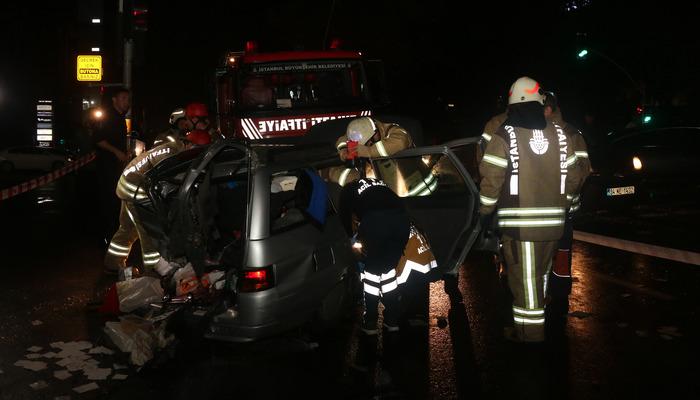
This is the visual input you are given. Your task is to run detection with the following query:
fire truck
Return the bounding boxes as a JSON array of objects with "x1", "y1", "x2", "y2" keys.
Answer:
[{"x1": 214, "y1": 41, "x2": 392, "y2": 140}]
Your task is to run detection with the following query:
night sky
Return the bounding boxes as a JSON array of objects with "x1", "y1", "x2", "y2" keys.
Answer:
[{"x1": 0, "y1": 0, "x2": 698, "y2": 147}]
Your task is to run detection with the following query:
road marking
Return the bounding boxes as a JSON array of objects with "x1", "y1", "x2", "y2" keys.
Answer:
[
  {"x1": 585, "y1": 271, "x2": 676, "y2": 301},
  {"x1": 573, "y1": 230, "x2": 700, "y2": 266}
]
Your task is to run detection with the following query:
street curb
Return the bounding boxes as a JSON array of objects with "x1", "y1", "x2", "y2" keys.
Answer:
[{"x1": 574, "y1": 230, "x2": 700, "y2": 266}]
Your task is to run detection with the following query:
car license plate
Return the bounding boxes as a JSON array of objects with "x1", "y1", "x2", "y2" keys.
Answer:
[{"x1": 606, "y1": 186, "x2": 635, "y2": 196}]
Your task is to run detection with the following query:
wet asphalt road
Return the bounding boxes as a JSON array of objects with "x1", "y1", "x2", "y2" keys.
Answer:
[{"x1": 1, "y1": 169, "x2": 699, "y2": 399}]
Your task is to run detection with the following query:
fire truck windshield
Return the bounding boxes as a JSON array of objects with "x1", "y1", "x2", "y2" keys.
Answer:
[{"x1": 238, "y1": 60, "x2": 366, "y2": 111}]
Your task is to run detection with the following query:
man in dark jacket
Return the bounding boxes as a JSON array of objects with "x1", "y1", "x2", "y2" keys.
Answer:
[{"x1": 93, "y1": 87, "x2": 130, "y2": 249}]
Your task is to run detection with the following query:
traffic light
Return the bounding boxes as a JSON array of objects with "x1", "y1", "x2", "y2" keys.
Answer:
[
  {"x1": 132, "y1": 7, "x2": 148, "y2": 32},
  {"x1": 577, "y1": 49, "x2": 589, "y2": 59}
]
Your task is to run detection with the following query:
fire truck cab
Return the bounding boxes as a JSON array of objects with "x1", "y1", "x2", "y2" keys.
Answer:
[{"x1": 215, "y1": 42, "x2": 390, "y2": 140}]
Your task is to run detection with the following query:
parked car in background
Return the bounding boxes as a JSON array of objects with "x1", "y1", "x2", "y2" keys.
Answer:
[
  {"x1": 0, "y1": 146, "x2": 74, "y2": 172},
  {"x1": 582, "y1": 126, "x2": 700, "y2": 210}
]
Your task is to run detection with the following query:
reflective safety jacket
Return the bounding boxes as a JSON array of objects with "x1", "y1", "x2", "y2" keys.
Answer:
[
  {"x1": 117, "y1": 140, "x2": 185, "y2": 201},
  {"x1": 479, "y1": 122, "x2": 583, "y2": 241},
  {"x1": 361, "y1": 224, "x2": 438, "y2": 295},
  {"x1": 329, "y1": 120, "x2": 414, "y2": 187},
  {"x1": 546, "y1": 110, "x2": 591, "y2": 212}
]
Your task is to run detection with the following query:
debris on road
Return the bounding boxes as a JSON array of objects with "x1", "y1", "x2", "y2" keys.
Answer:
[
  {"x1": 73, "y1": 382, "x2": 99, "y2": 394},
  {"x1": 84, "y1": 367, "x2": 111, "y2": 380},
  {"x1": 29, "y1": 380, "x2": 49, "y2": 390},
  {"x1": 14, "y1": 360, "x2": 48, "y2": 371},
  {"x1": 54, "y1": 370, "x2": 72, "y2": 380},
  {"x1": 657, "y1": 326, "x2": 682, "y2": 337},
  {"x1": 27, "y1": 346, "x2": 43, "y2": 352},
  {"x1": 104, "y1": 314, "x2": 174, "y2": 366},
  {"x1": 25, "y1": 353, "x2": 43, "y2": 359},
  {"x1": 31, "y1": 320, "x2": 43, "y2": 326},
  {"x1": 112, "y1": 374, "x2": 128, "y2": 380},
  {"x1": 89, "y1": 346, "x2": 115, "y2": 355}
]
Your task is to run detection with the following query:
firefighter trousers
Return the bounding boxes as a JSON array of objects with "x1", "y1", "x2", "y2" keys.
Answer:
[
  {"x1": 501, "y1": 235, "x2": 557, "y2": 342},
  {"x1": 361, "y1": 269, "x2": 401, "y2": 334},
  {"x1": 104, "y1": 201, "x2": 160, "y2": 271}
]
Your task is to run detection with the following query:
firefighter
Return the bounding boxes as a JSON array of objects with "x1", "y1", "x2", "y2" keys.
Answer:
[
  {"x1": 325, "y1": 117, "x2": 414, "y2": 187},
  {"x1": 478, "y1": 76, "x2": 583, "y2": 343},
  {"x1": 152, "y1": 108, "x2": 188, "y2": 147},
  {"x1": 104, "y1": 130, "x2": 212, "y2": 275},
  {"x1": 543, "y1": 92, "x2": 591, "y2": 322},
  {"x1": 184, "y1": 102, "x2": 225, "y2": 142}
]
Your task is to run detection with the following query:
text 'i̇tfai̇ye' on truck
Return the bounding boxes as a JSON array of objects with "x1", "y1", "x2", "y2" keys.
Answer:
[{"x1": 214, "y1": 39, "x2": 390, "y2": 139}]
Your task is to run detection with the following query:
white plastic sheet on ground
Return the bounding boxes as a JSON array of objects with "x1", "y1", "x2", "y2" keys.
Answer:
[
  {"x1": 117, "y1": 277, "x2": 164, "y2": 313},
  {"x1": 73, "y1": 382, "x2": 99, "y2": 393},
  {"x1": 103, "y1": 315, "x2": 174, "y2": 366}
]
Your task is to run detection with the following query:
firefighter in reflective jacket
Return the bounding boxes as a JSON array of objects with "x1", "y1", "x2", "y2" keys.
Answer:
[
  {"x1": 153, "y1": 108, "x2": 188, "y2": 147},
  {"x1": 543, "y1": 92, "x2": 591, "y2": 319},
  {"x1": 478, "y1": 77, "x2": 583, "y2": 343},
  {"x1": 339, "y1": 177, "x2": 437, "y2": 369},
  {"x1": 327, "y1": 117, "x2": 414, "y2": 187},
  {"x1": 104, "y1": 130, "x2": 212, "y2": 274}
]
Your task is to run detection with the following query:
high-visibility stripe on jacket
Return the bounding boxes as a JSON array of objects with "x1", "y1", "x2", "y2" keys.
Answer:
[
  {"x1": 117, "y1": 140, "x2": 185, "y2": 201},
  {"x1": 546, "y1": 111, "x2": 591, "y2": 212},
  {"x1": 478, "y1": 121, "x2": 583, "y2": 241}
]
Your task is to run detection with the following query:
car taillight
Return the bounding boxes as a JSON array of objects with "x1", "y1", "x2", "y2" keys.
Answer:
[{"x1": 238, "y1": 266, "x2": 273, "y2": 292}]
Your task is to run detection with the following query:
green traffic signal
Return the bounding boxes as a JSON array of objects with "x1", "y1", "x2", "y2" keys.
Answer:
[
  {"x1": 643, "y1": 115, "x2": 652, "y2": 124},
  {"x1": 577, "y1": 49, "x2": 589, "y2": 59}
]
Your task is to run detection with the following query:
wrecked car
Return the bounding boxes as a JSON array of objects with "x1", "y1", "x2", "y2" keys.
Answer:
[{"x1": 132, "y1": 124, "x2": 493, "y2": 343}]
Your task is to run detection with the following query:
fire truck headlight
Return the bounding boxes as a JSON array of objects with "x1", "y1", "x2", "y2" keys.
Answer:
[{"x1": 93, "y1": 109, "x2": 104, "y2": 119}]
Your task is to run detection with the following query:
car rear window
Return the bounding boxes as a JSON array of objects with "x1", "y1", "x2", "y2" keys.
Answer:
[{"x1": 269, "y1": 168, "x2": 332, "y2": 233}]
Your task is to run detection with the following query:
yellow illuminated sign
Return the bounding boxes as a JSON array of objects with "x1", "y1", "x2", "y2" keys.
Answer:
[{"x1": 77, "y1": 55, "x2": 102, "y2": 81}]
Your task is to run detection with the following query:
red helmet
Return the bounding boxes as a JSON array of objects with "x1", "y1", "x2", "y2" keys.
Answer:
[
  {"x1": 185, "y1": 102, "x2": 209, "y2": 118},
  {"x1": 185, "y1": 129, "x2": 211, "y2": 146}
]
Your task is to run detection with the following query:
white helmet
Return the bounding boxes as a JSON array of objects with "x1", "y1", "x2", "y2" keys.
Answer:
[
  {"x1": 169, "y1": 108, "x2": 186, "y2": 126},
  {"x1": 346, "y1": 117, "x2": 377, "y2": 145},
  {"x1": 508, "y1": 76, "x2": 545, "y2": 105}
]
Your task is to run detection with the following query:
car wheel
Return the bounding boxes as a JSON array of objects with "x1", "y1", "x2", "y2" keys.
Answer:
[
  {"x1": 0, "y1": 161, "x2": 13, "y2": 173},
  {"x1": 51, "y1": 161, "x2": 65, "y2": 171},
  {"x1": 312, "y1": 269, "x2": 358, "y2": 335}
]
